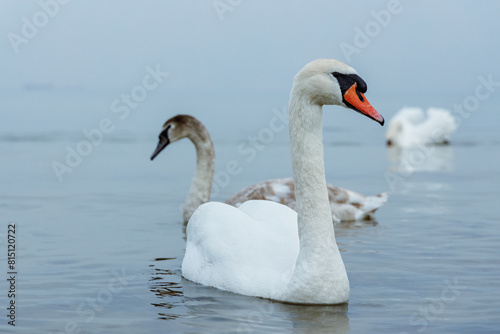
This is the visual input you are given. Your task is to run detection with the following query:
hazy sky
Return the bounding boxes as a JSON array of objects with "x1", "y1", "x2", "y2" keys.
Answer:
[{"x1": 1, "y1": 0, "x2": 499, "y2": 135}]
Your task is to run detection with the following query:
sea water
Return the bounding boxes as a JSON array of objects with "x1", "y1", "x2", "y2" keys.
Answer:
[{"x1": 0, "y1": 89, "x2": 499, "y2": 333}]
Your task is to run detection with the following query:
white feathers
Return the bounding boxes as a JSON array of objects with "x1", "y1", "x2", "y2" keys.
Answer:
[
  {"x1": 386, "y1": 107, "x2": 457, "y2": 147},
  {"x1": 182, "y1": 200, "x2": 298, "y2": 299}
]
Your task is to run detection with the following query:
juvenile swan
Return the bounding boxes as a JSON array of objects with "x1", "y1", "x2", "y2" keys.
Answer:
[
  {"x1": 151, "y1": 115, "x2": 387, "y2": 223},
  {"x1": 178, "y1": 59, "x2": 384, "y2": 304}
]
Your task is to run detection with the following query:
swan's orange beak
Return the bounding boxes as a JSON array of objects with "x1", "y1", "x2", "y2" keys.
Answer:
[{"x1": 343, "y1": 83, "x2": 384, "y2": 126}]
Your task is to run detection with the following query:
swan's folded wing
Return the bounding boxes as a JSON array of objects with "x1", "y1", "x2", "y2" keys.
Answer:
[
  {"x1": 182, "y1": 201, "x2": 298, "y2": 299},
  {"x1": 237, "y1": 199, "x2": 297, "y2": 227}
]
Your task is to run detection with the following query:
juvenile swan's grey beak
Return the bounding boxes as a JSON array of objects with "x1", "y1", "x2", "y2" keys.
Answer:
[{"x1": 150, "y1": 137, "x2": 170, "y2": 160}]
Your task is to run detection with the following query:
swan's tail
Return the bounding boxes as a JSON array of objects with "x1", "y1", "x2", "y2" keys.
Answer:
[
  {"x1": 354, "y1": 192, "x2": 388, "y2": 220},
  {"x1": 329, "y1": 186, "x2": 388, "y2": 222}
]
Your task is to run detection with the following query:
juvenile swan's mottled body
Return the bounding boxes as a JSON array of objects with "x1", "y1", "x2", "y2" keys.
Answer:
[{"x1": 173, "y1": 59, "x2": 384, "y2": 305}]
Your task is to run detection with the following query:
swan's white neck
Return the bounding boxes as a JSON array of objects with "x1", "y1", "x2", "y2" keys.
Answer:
[
  {"x1": 280, "y1": 91, "x2": 349, "y2": 304},
  {"x1": 289, "y1": 97, "x2": 335, "y2": 247},
  {"x1": 183, "y1": 127, "x2": 214, "y2": 223}
]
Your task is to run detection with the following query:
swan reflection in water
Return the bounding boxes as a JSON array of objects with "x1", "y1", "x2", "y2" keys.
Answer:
[
  {"x1": 149, "y1": 258, "x2": 183, "y2": 321},
  {"x1": 180, "y1": 278, "x2": 349, "y2": 333},
  {"x1": 387, "y1": 145, "x2": 453, "y2": 174}
]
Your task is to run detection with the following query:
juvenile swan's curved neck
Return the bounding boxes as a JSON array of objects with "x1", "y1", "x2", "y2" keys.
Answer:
[
  {"x1": 282, "y1": 89, "x2": 349, "y2": 304},
  {"x1": 183, "y1": 124, "x2": 215, "y2": 223}
]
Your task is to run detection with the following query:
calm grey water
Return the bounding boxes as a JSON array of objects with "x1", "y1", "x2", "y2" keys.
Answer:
[{"x1": 1, "y1": 90, "x2": 499, "y2": 333}]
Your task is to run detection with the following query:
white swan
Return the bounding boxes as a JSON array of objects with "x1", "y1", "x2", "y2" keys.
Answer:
[
  {"x1": 151, "y1": 115, "x2": 387, "y2": 223},
  {"x1": 179, "y1": 59, "x2": 384, "y2": 304},
  {"x1": 386, "y1": 107, "x2": 457, "y2": 147}
]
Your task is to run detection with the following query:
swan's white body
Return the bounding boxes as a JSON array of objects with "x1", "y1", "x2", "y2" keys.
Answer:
[
  {"x1": 180, "y1": 59, "x2": 385, "y2": 304},
  {"x1": 151, "y1": 115, "x2": 386, "y2": 223},
  {"x1": 386, "y1": 107, "x2": 457, "y2": 147}
]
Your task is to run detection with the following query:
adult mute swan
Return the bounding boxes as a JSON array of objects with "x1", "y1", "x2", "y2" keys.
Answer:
[
  {"x1": 179, "y1": 59, "x2": 384, "y2": 304},
  {"x1": 386, "y1": 107, "x2": 457, "y2": 147},
  {"x1": 151, "y1": 115, "x2": 387, "y2": 223}
]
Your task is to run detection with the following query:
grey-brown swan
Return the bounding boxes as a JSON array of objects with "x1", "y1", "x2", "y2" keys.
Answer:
[{"x1": 151, "y1": 115, "x2": 386, "y2": 223}]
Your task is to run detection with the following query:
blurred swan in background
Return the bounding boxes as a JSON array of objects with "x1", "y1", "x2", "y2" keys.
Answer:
[
  {"x1": 151, "y1": 114, "x2": 387, "y2": 223},
  {"x1": 386, "y1": 107, "x2": 457, "y2": 147}
]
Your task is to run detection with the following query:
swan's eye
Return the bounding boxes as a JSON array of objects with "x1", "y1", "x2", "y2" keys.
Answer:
[{"x1": 356, "y1": 90, "x2": 364, "y2": 102}]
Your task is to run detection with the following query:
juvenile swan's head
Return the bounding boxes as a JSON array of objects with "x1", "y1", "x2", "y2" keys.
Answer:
[
  {"x1": 292, "y1": 59, "x2": 384, "y2": 125},
  {"x1": 151, "y1": 115, "x2": 201, "y2": 160}
]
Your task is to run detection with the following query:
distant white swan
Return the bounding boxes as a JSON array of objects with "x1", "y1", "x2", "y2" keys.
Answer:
[
  {"x1": 151, "y1": 115, "x2": 387, "y2": 223},
  {"x1": 386, "y1": 107, "x2": 457, "y2": 147},
  {"x1": 178, "y1": 59, "x2": 385, "y2": 304}
]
